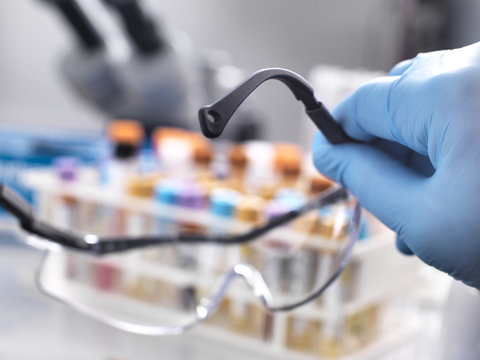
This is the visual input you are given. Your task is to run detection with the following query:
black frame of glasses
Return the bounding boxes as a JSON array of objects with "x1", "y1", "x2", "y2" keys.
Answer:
[
  {"x1": 199, "y1": 68, "x2": 356, "y2": 144},
  {"x1": 0, "y1": 183, "x2": 349, "y2": 255},
  {"x1": 0, "y1": 68, "x2": 356, "y2": 257}
]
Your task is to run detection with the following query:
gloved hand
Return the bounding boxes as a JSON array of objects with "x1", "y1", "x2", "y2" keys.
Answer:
[{"x1": 313, "y1": 42, "x2": 480, "y2": 290}]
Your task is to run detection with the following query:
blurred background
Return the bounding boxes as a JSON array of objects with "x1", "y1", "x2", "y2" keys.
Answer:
[
  {"x1": 0, "y1": 0, "x2": 479, "y2": 359},
  {"x1": 2, "y1": 0, "x2": 477, "y2": 143}
]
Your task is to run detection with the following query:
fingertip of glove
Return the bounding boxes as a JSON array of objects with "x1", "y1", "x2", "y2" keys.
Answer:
[
  {"x1": 396, "y1": 236, "x2": 415, "y2": 256},
  {"x1": 388, "y1": 59, "x2": 414, "y2": 76}
]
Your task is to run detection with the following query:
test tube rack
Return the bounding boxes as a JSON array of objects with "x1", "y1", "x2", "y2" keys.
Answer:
[{"x1": 21, "y1": 168, "x2": 421, "y2": 359}]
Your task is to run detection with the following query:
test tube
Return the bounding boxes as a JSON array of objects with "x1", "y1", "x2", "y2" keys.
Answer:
[
  {"x1": 169, "y1": 180, "x2": 206, "y2": 311},
  {"x1": 234, "y1": 195, "x2": 265, "y2": 266},
  {"x1": 128, "y1": 175, "x2": 163, "y2": 265},
  {"x1": 153, "y1": 178, "x2": 181, "y2": 236},
  {"x1": 52, "y1": 156, "x2": 81, "y2": 229},
  {"x1": 244, "y1": 141, "x2": 275, "y2": 197},
  {"x1": 316, "y1": 206, "x2": 349, "y2": 357},
  {"x1": 227, "y1": 195, "x2": 265, "y2": 335},
  {"x1": 176, "y1": 180, "x2": 206, "y2": 270},
  {"x1": 198, "y1": 188, "x2": 240, "y2": 327},
  {"x1": 113, "y1": 174, "x2": 156, "y2": 299},
  {"x1": 120, "y1": 176, "x2": 153, "y2": 298},
  {"x1": 101, "y1": 120, "x2": 145, "y2": 236},
  {"x1": 207, "y1": 188, "x2": 240, "y2": 273},
  {"x1": 53, "y1": 160, "x2": 83, "y2": 287},
  {"x1": 225, "y1": 144, "x2": 248, "y2": 192},
  {"x1": 260, "y1": 200, "x2": 291, "y2": 295},
  {"x1": 154, "y1": 179, "x2": 202, "y2": 310},
  {"x1": 53, "y1": 157, "x2": 92, "y2": 286},
  {"x1": 53, "y1": 158, "x2": 107, "y2": 291},
  {"x1": 274, "y1": 143, "x2": 303, "y2": 190},
  {"x1": 280, "y1": 195, "x2": 321, "y2": 353},
  {"x1": 124, "y1": 180, "x2": 152, "y2": 237},
  {"x1": 210, "y1": 188, "x2": 240, "y2": 228},
  {"x1": 153, "y1": 179, "x2": 181, "y2": 267},
  {"x1": 153, "y1": 128, "x2": 194, "y2": 177},
  {"x1": 192, "y1": 134, "x2": 214, "y2": 178},
  {"x1": 150, "y1": 179, "x2": 184, "y2": 308},
  {"x1": 289, "y1": 210, "x2": 319, "y2": 296},
  {"x1": 103, "y1": 119, "x2": 145, "y2": 192},
  {"x1": 193, "y1": 136, "x2": 221, "y2": 195}
]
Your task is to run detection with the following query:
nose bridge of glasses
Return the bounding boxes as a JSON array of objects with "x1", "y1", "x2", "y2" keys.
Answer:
[
  {"x1": 196, "y1": 262, "x2": 274, "y2": 324},
  {"x1": 233, "y1": 263, "x2": 273, "y2": 306}
]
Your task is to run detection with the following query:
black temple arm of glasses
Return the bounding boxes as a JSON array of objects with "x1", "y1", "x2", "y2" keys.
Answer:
[
  {"x1": 0, "y1": 184, "x2": 174, "y2": 254},
  {"x1": 93, "y1": 186, "x2": 349, "y2": 254},
  {"x1": 198, "y1": 68, "x2": 356, "y2": 145},
  {"x1": 0, "y1": 183, "x2": 348, "y2": 256},
  {"x1": 0, "y1": 184, "x2": 87, "y2": 250},
  {"x1": 0, "y1": 185, "x2": 35, "y2": 225}
]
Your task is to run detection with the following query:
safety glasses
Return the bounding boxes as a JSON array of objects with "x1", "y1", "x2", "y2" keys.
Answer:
[{"x1": 0, "y1": 68, "x2": 361, "y2": 336}]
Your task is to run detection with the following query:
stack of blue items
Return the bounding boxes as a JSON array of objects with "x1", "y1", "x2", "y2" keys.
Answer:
[{"x1": 0, "y1": 125, "x2": 107, "y2": 216}]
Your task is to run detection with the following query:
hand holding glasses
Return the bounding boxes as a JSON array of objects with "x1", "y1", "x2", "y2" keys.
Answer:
[{"x1": 0, "y1": 68, "x2": 361, "y2": 335}]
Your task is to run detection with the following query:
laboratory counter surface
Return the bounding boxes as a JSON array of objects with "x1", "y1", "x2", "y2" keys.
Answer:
[
  {"x1": 0, "y1": 245, "x2": 274, "y2": 360},
  {"x1": 0, "y1": 238, "x2": 424, "y2": 360}
]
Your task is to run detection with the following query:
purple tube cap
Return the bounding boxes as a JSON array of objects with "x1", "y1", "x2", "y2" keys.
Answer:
[
  {"x1": 265, "y1": 200, "x2": 291, "y2": 220},
  {"x1": 54, "y1": 156, "x2": 80, "y2": 182},
  {"x1": 178, "y1": 181, "x2": 206, "y2": 209}
]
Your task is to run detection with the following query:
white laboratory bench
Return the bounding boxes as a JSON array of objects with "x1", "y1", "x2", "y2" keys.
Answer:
[{"x1": 0, "y1": 223, "x2": 436, "y2": 360}]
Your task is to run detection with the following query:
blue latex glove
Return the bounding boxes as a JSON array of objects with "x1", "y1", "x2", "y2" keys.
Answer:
[{"x1": 313, "y1": 43, "x2": 480, "y2": 289}]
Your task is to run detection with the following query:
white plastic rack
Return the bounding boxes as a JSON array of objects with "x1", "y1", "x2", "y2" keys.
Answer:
[{"x1": 21, "y1": 168, "x2": 421, "y2": 359}]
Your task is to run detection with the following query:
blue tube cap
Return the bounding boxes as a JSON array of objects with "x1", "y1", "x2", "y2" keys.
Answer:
[
  {"x1": 154, "y1": 179, "x2": 182, "y2": 205},
  {"x1": 210, "y1": 188, "x2": 240, "y2": 218}
]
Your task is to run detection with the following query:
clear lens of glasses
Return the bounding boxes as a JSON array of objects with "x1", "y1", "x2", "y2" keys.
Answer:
[{"x1": 35, "y1": 198, "x2": 360, "y2": 335}]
